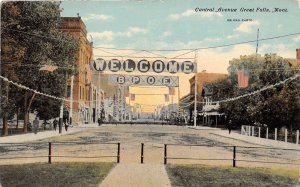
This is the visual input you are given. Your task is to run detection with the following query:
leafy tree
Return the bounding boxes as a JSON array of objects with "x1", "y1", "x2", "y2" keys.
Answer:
[
  {"x1": 207, "y1": 54, "x2": 300, "y2": 129},
  {"x1": 1, "y1": 1, "x2": 79, "y2": 135},
  {"x1": 1, "y1": 2, "x2": 24, "y2": 135}
]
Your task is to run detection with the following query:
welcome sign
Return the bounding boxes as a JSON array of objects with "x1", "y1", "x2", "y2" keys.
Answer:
[{"x1": 91, "y1": 58, "x2": 196, "y2": 74}]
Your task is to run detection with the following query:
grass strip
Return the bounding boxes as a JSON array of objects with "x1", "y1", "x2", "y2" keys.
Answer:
[
  {"x1": 0, "y1": 162, "x2": 115, "y2": 187},
  {"x1": 167, "y1": 164, "x2": 298, "y2": 187}
]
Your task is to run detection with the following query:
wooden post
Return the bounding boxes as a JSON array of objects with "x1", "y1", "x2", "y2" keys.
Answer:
[
  {"x1": 258, "y1": 127, "x2": 261, "y2": 138},
  {"x1": 233, "y1": 146, "x2": 236, "y2": 167},
  {"x1": 247, "y1": 126, "x2": 251, "y2": 136},
  {"x1": 275, "y1": 128, "x2": 277, "y2": 141},
  {"x1": 266, "y1": 128, "x2": 269, "y2": 139},
  {"x1": 48, "y1": 142, "x2": 52, "y2": 164},
  {"x1": 285, "y1": 129, "x2": 287, "y2": 142},
  {"x1": 164, "y1": 144, "x2": 167, "y2": 165},
  {"x1": 141, "y1": 143, "x2": 144, "y2": 164},
  {"x1": 252, "y1": 126, "x2": 255, "y2": 136},
  {"x1": 117, "y1": 143, "x2": 120, "y2": 163},
  {"x1": 241, "y1": 125, "x2": 243, "y2": 135},
  {"x1": 296, "y1": 130, "x2": 299, "y2": 145}
]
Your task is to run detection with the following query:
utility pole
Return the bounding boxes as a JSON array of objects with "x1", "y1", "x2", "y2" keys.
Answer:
[
  {"x1": 69, "y1": 75, "x2": 74, "y2": 125},
  {"x1": 194, "y1": 50, "x2": 198, "y2": 127}
]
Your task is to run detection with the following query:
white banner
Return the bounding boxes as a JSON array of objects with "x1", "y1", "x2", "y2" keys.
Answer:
[
  {"x1": 92, "y1": 59, "x2": 196, "y2": 74},
  {"x1": 108, "y1": 74, "x2": 179, "y2": 87}
]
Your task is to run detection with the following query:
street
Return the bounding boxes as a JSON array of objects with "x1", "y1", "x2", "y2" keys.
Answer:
[{"x1": 0, "y1": 124, "x2": 299, "y2": 171}]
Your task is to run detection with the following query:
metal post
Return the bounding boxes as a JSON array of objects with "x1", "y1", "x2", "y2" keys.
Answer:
[
  {"x1": 117, "y1": 143, "x2": 120, "y2": 163},
  {"x1": 296, "y1": 130, "x2": 299, "y2": 145},
  {"x1": 48, "y1": 142, "x2": 52, "y2": 164},
  {"x1": 164, "y1": 144, "x2": 167, "y2": 165},
  {"x1": 129, "y1": 91, "x2": 131, "y2": 122},
  {"x1": 178, "y1": 85, "x2": 180, "y2": 123},
  {"x1": 285, "y1": 129, "x2": 288, "y2": 142},
  {"x1": 258, "y1": 127, "x2": 261, "y2": 138},
  {"x1": 141, "y1": 143, "x2": 144, "y2": 164},
  {"x1": 233, "y1": 146, "x2": 236, "y2": 167},
  {"x1": 275, "y1": 128, "x2": 277, "y2": 141},
  {"x1": 266, "y1": 128, "x2": 269, "y2": 139},
  {"x1": 252, "y1": 126, "x2": 254, "y2": 136},
  {"x1": 194, "y1": 50, "x2": 198, "y2": 127}
]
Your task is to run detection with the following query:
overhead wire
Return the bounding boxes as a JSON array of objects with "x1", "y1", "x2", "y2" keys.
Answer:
[{"x1": 3, "y1": 27, "x2": 300, "y2": 58}]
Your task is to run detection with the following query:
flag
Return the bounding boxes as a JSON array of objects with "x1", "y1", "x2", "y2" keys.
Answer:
[
  {"x1": 237, "y1": 69, "x2": 249, "y2": 88},
  {"x1": 168, "y1": 87, "x2": 175, "y2": 95},
  {"x1": 124, "y1": 86, "x2": 129, "y2": 97},
  {"x1": 164, "y1": 94, "x2": 169, "y2": 102},
  {"x1": 130, "y1": 94, "x2": 135, "y2": 101}
]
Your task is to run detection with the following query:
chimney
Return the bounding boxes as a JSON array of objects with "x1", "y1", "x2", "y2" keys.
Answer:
[{"x1": 297, "y1": 48, "x2": 300, "y2": 60}]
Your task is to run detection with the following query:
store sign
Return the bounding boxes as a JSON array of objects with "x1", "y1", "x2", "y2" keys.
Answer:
[
  {"x1": 91, "y1": 58, "x2": 195, "y2": 74},
  {"x1": 108, "y1": 74, "x2": 179, "y2": 87}
]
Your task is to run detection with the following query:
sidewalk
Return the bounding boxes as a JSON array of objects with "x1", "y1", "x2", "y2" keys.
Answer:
[
  {"x1": 213, "y1": 130, "x2": 300, "y2": 150},
  {"x1": 0, "y1": 127, "x2": 83, "y2": 143},
  {"x1": 99, "y1": 163, "x2": 171, "y2": 187}
]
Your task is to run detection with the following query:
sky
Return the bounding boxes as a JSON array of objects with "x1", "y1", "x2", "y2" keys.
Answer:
[{"x1": 61, "y1": 0, "x2": 300, "y2": 110}]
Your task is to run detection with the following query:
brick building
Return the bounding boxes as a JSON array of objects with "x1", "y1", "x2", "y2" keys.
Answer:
[
  {"x1": 59, "y1": 17, "x2": 100, "y2": 124},
  {"x1": 189, "y1": 72, "x2": 227, "y2": 124}
]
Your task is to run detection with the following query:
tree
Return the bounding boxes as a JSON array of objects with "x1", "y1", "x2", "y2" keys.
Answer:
[
  {"x1": 207, "y1": 54, "x2": 300, "y2": 129},
  {"x1": 1, "y1": 1, "x2": 79, "y2": 135},
  {"x1": 1, "y1": 2, "x2": 24, "y2": 135}
]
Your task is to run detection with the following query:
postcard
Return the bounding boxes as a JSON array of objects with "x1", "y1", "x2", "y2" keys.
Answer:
[{"x1": 1, "y1": 0, "x2": 300, "y2": 186}]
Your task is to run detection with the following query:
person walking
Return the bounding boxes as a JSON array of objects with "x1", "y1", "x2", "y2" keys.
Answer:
[
  {"x1": 64, "y1": 122, "x2": 69, "y2": 131},
  {"x1": 33, "y1": 117, "x2": 39, "y2": 134},
  {"x1": 98, "y1": 117, "x2": 102, "y2": 126},
  {"x1": 64, "y1": 119, "x2": 69, "y2": 131},
  {"x1": 53, "y1": 119, "x2": 58, "y2": 131}
]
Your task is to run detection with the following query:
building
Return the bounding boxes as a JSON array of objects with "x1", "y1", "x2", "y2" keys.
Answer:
[
  {"x1": 92, "y1": 74, "x2": 118, "y2": 122},
  {"x1": 189, "y1": 72, "x2": 227, "y2": 124},
  {"x1": 199, "y1": 85, "x2": 225, "y2": 126},
  {"x1": 179, "y1": 94, "x2": 191, "y2": 123},
  {"x1": 58, "y1": 17, "x2": 96, "y2": 124}
]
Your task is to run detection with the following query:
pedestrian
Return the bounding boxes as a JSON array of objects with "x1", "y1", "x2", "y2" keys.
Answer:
[
  {"x1": 98, "y1": 118, "x2": 101, "y2": 126},
  {"x1": 64, "y1": 121, "x2": 69, "y2": 131},
  {"x1": 53, "y1": 119, "x2": 58, "y2": 131},
  {"x1": 33, "y1": 117, "x2": 39, "y2": 134},
  {"x1": 228, "y1": 120, "x2": 232, "y2": 134}
]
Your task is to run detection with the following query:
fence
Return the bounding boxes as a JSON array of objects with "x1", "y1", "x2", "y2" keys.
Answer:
[
  {"x1": 241, "y1": 125, "x2": 300, "y2": 144},
  {"x1": 0, "y1": 142, "x2": 120, "y2": 164},
  {"x1": 163, "y1": 144, "x2": 300, "y2": 167},
  {"x1": 2, "y1": 141, "x2": 300, "y2": 167}
]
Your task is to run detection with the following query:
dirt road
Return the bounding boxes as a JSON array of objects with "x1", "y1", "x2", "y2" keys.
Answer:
[{"x1": 0, "y1": 124, "x2": 299, "y2": 171}]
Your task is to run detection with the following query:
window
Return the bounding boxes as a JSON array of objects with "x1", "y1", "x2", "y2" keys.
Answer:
[
  {"x1": 67, "y1": 85, "x2": 71, "y2": 98},
  {"x1": 79, "y1": 86, "x2": 82, "y2": 99}
]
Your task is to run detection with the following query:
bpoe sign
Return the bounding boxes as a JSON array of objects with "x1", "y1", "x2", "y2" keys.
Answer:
[
  {"x1": 91, "y1": 58, "x2": 195, "y2": 74},
  {"x1": 108, "y1": 74, "x2": 179, "y2": 87}
]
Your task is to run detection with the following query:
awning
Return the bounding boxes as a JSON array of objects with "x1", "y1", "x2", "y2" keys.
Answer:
[
  {"x1": 39, "y1": 65, "x2": 58, "y2": 72},
  {"x1": 198, "y1": 112, "x2": 224, "y2": 116}
]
